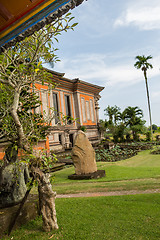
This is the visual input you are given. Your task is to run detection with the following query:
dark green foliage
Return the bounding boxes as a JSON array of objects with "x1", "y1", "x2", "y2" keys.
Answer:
[
  {"x1": 146, "y1": 131, "x2": 151, "y2": 142},
  {"x1": 0, "y1": 84, "x2": 48, "y2": 147},
  {"x1": 150, "y1": 146, "x2": 160, "y2": 154},
  {"x1": 95, "y1": 142, "x2": 155, "y2": 162},
  {"x1": 96, "y1": 145, "x2": 138, "y2": 162},
  {"x1": 119, "y1": 142, "x2": 155, "y2": 151},
  {"x1": 104, "y1": 105, "x2": 146, "y2": 143},
  {"x1": 149, "y1": 124, "x2": 158, "y2": 131},
  {"x1": 80, "y1": 126, "x2": 86, "y2": 132}
]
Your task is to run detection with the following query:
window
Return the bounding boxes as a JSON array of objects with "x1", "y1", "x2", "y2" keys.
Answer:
[
  {"x1": 81, "y1": 97, "x2": 86, "y2": 122},
  {"x1": 90, "y1": 99, "x2": 95, "y2": 122},
  {"x1": 65, "y1": 95, "x2": 72, "y2": 124},
  {"x1": 86, "y1": 101, "x2": 90, "y2": 120},
  {"x1": 41, "y1": 90, "x2": 49, "y2": 115},
  {"x1": 53, "y1": 93, "x2": 59, "y2": 124}
]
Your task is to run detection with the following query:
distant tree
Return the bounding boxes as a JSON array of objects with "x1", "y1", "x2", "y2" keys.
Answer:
[
  {"x1": 104, "y1": 105, "x2": 121, "y2": 125},
  {"x1": 104, "y1": 105, "x2": 146, "y2": 142},
  {"x1": 122, "y1": 106, "x2": 145, "y2": 141},
  {"x1": 149, "y1": 124, "x2": 158, "y2": 131},
  {"x1": 134, "y1": 55, "x2": 153, "y2": 141},
  {"x1": 146, "y1": 131, "x2": 151, "y2": 141}
]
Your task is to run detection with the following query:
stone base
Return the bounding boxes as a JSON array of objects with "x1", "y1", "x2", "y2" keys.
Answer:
[{"x1": 68, "y1": 170, "x2": 106, "y2": 180}]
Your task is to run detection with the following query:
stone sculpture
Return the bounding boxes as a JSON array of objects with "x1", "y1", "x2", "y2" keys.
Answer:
[
  {"x1": 0, "y1": 161, "x2": 30, "y2": 208},
  {"x1": 69, "y1": 130, "x2": 105, "y2": 179},
  {"x1": 72, "y1": 130, "x2": 97, "y2": 174}
]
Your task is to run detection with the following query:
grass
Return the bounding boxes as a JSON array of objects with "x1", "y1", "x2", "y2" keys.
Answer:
[
  {"x1": 2, "y1": 194, "x2": 160, "y2": 240},
  {"x1": 2, "y1": 150, "x2": 160, "y2": 239},
  {"x1": 41, "y1": 150, "x2": 160, "y2": 195},
  {"x1": 30, "y1": 150, "x2": 160, "y2": 195}
]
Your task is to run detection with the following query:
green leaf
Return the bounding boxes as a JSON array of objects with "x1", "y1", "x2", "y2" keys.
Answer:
[
  {"x1": 65, "y1": 12, "x2": 72, "y2": 17},
  {"x1": 68, "y1": 17, "x2": 75, "y2": 22},
  {"x1": 71, "y1": 23, "x2": 78, "y2": 28}
]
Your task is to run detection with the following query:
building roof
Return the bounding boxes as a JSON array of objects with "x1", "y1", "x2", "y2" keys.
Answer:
[
  {"x1": 0, "y1": 0, "x2": 85, "y2": 52},
  {"x1": 45, "y1": 68, "x2": 105, "y2": 94}
]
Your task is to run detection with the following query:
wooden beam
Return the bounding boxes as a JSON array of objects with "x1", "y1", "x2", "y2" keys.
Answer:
[{"x1": 0, "y1": 3, "x2": 13, "y2": 21}]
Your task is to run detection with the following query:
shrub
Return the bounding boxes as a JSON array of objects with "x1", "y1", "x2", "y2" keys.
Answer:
[
  {"x1": 80, "y1": 126, "x2": 86, "y2": 132},
  {"x1": 150, "y1": 147, "x2": 160, "y2": 154},
  {"x1": 95, "y1": 145, "x2": 138, "y2": 162},
  {"x1": 146, "y1": 131, "x2": 151, "y2": 141}
]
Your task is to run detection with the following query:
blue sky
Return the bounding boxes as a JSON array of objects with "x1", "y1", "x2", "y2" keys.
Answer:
[{"x1": 50, "y1": 0, "x2": 160, "y2": 126}]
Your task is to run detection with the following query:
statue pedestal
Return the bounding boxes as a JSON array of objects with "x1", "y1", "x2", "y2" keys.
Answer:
[{"x1": 68, "y1": 169, "x2": 105, "y2": 180}]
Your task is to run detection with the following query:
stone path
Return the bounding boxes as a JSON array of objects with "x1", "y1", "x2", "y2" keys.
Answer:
[{"x1": 57, "y1": 189, "x2": 160, "y2": 198}]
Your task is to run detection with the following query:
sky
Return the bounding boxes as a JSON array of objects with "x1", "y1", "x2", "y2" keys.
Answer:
[{"x1": 48, "y1": 0, "x2": 160, "y2": 126}]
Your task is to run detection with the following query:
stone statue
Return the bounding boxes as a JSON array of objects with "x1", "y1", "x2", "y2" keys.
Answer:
[
  {"x1": 0, "y1": 145, "x2": 30, "y2": 208},
  {"x1": 71, "y1": 130, "x2": 97, "y2": 175}
]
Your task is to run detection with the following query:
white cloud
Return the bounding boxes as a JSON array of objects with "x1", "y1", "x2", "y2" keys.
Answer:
[
  {"x1": 114, "y1": 1, "x2": 160, "y2": 30},
  {"x1": 55, "y1": 53, "x2": 160, "y2": 89}
]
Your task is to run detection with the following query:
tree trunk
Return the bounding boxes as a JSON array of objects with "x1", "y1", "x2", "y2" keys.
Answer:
[
  {"x1": 10, "y1": 89, "x2": 58, "y2": 232},
  {"x1": 36, "y1": 168, "x2": 58, "y2": 231},
  {"x1": 144, "y1": 71, "x2": 153, "y2": 141},
  {"x1": 10, "y1": 89, "x2": 31, "y2": 152}
]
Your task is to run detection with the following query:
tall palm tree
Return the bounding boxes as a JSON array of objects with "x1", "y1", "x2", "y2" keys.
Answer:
[
  {"x1": 134, "y1": 55, "x2": 153, "y2": 141},
  {"x1": 123, "y1": 106, "x2": 144, "y2": 140}
]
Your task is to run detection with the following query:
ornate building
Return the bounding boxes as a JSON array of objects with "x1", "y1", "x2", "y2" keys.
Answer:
[
  {"x1": 0, "y1": 69, "x2": 104, "y2": 158},
  {"x1": 36, "y1": 69, "x2": 104, "y2": 152}
]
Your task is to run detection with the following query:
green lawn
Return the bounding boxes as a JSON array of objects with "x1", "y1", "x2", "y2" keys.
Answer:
[
  {"x1": 2, "y1": 194, "x2": 160, "y2": 240},
  {"x1": 47, "y1": 150, "x2": 160, "y2": 194},
  {"x1": 2, "y1": 150, "x2": 160, "y2": 239}
]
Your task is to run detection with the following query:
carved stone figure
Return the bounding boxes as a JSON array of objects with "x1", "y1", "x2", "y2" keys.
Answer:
[
  {"x1": 72, "y1": 130, "x2": 97, "y2": 175},
  {"x1": 0, "y1": 161, "x2": 30, "y2": 208},
  {"x1": 37, "y1": 170, "x2": 58, "y2": 231}
]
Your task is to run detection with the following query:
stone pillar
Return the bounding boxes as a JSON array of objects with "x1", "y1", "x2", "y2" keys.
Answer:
[
  {"x1": 94, "y1": 95, "x2": 101, "y2": 124},
  {"x1": 64, "y1": 130, "x2": 71, "y2": 149},
  {"x1": 61, "y1": 132, "x2": 65, "y2": 148}
]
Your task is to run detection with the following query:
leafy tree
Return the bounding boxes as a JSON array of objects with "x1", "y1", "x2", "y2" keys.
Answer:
[
  {"x1": 149, "y1": 124, "x2": 158, "y2": 131},
  {"x1": 146, "y1": 131, "x2": 151, "y2": 141},
  {"x1": 104, "y1": 105, "x2": 146, "y2": 142},
  {"x1": 0, "y1": 13, "x2": 77, "y2": 232},
  {"x1": 104, "y1": 105, "x2": 121, "y2": 125},
  {"x1": 104, "y1": 106, "x2": 125, "y2": 143},
  {"x1": 134, "y1": 55, "x2": 153, "y2": 141},
  {"x1": 122, "y1": 106, "x2": 145, "y2": 141}
]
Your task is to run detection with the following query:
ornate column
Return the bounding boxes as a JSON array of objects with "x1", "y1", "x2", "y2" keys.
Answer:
[
  {"x1": 94, "y1": 94, "x2": 101, "y2": 124},
  {"x1": 64, "y1": 129, "x2": 71, "y2": 149}
]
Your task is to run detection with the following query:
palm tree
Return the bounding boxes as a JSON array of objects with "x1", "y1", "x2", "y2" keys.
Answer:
[
  {"x1": 134, "y1": 55, "x2": 153, "y2": 141},
  {"x1": 104, "y1": 105, "x2": 120, "y2": 125},
  {"x1": 123, "y1": 106, "x2": 144, "y2": 140}
]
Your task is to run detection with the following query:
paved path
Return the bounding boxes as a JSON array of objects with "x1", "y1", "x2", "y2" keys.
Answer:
[{"x1": 57, "y1": 189, "x2": 160, "y2": 198}]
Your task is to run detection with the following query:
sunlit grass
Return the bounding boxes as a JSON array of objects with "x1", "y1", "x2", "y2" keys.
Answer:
[
  {"x1": 2, "y1": 150, "x2": 160, "y2": 239},
  {"x1": 30, "y1": 150, "x2": 160, "y2": 195},
  {"x1": 48, "y1": 150, "x2": 160, "y2": 194},
  {"x1": 2, "y1": 194, "x2": 160, "y2": 240}
]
